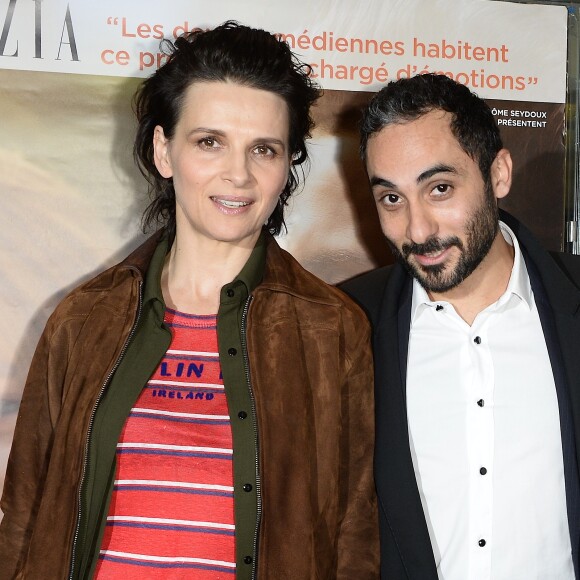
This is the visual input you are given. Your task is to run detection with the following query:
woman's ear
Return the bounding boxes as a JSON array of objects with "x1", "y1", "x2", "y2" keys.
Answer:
[
  {"x1": 490, "y1": 148, "x2": 512, "y2": 200},
  {"x1": 153, "y1": 126, "x2": 173, "y2": 178}
]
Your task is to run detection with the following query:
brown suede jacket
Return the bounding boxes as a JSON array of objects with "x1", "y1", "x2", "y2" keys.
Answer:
[{"x1": 0, "y1": 232, "x2": 378, "y2": 579}]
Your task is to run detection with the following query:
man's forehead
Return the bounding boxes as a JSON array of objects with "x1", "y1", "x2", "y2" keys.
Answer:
[
  {"x1": 370, "y1": 109, "x2": 453, "y2": 143},
  {"x1": 367, "y1": 111, "x2": 465, "y2": 164},
  {"x1": 365, "y1": 112, "x2": 476, "y2": 185}
]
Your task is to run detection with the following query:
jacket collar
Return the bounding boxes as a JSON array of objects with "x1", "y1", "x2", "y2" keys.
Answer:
[
  {"x1": 500, "y1": 209, "x2": 580, "y2": 316},
  {"x1": 259, "y1": 234, "x2": 344, "y2": 306},
  {"x1": 105, "y1": 228, "x2": 340, "y2": 307},
  {"x1": 381, "y1": 209, "x2": 580, "y2": 320},
  {"x1": 119, "y1": 230, "x2": 165, "y2": 277}
]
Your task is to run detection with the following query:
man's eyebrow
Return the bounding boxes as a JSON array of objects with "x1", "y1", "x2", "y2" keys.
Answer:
[
  {"x1": 369, "y1": 176, "x2": 396, "y2": 189},
  {"x1": 370, "y1": 165, "x2": 458, "y2": 190},
  {"x1": 417, "y1": 164, "x2": 458, "y2": 183}
]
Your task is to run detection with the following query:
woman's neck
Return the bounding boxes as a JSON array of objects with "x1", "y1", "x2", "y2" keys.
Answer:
[{"x1": 161, "y1": 230, "x2": 257, "y2": 315}]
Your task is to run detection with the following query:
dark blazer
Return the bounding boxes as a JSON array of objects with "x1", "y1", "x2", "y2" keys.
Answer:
[{"x1": 342, "y1": 211, "x2": 580, "y2": 579}]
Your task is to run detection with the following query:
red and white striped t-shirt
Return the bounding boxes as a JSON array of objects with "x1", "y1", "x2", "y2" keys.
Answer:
[{"x1": 95, "y1": 309, "x2": 235, "y2": 579}]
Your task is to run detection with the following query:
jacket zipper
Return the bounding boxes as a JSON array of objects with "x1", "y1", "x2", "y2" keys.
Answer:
[
  {"x1": 68, "y1": 281, "x2": 144, "y2": 580},
  {"x1": 241, "y1": 295, "x2": 261, "y2": 580}
]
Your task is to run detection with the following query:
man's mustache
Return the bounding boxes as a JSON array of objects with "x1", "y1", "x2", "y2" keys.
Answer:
[{"x1": 401, "y1": 236, "x2": 464, "y2": 259}]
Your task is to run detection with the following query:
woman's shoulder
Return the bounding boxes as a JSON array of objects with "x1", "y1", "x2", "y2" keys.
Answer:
[
  {"x1": 262, "y1": 237, "x2": 371, "y2": 324},
  {"x1": 46, "y1": 232, "x2": 163, "y2": 331}
]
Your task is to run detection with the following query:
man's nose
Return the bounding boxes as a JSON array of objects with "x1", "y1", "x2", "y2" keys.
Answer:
[{"x1": 406, "y1": 202, "x2": 438, "y2": 245}]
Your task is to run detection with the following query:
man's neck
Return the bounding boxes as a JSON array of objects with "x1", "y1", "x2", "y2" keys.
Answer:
[{"x1": 428, "y1": 231, "x2": 515, "y2": 326}]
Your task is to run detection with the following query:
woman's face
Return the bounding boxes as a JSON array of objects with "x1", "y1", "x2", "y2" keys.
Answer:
[{"x1": 154, "y1": 80, "x2": 291, "y2": 249}]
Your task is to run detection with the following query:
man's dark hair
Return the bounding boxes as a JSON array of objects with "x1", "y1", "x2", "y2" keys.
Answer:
[
  {"x1": 134, "y1": 20, "x2": 321, "y2": 240},
  {"x1": 360, "y1": 74, "x2": 503, "y2": 182}
]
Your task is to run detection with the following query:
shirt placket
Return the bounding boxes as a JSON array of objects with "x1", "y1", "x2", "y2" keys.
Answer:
[{"x1": 467, "y1": 314, "x2": 494, "y2": 580}]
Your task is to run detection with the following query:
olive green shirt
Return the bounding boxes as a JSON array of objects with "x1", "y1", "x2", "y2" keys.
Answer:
[{"x1": 76, "y1": 233, "x2": 267, "y2": 580}]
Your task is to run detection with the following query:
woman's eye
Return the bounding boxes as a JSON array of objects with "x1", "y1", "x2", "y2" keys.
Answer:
[
  {"x1": 254, "y1": 144, "x2": 274, "y2": 156},
  {"x1": 198, "y1": 137, "x2": 217, "y2": 148}
]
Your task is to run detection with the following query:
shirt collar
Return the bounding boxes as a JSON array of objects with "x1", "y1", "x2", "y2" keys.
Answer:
[
  {"x1": 410, "y1": 220, "x2": 534, "y2": 323},
  {"x1": 142, "y1": 232, "x2": 170, "y2": 318},
  {"x1": 219, "y1": 231, "x2": 267, "y2": 305},
  {"x1": 496, "y1": 220, "x2": 533, "y2": 309},
  {"x1": 142, "y1": 229, "x2": 267, "y2": 315}
]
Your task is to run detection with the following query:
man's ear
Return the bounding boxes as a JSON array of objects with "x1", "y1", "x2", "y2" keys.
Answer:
[
  {"x1": 153, "y1": 125, "x2": 173, "y2": 178},
  {"x1": 490, "y1": 148, "x2": 512, "y2": 200}
]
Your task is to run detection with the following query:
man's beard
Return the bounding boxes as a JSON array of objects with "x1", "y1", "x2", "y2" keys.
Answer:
[{"x1": 387, "y1": 184, "x2": 499, "y2": 293}]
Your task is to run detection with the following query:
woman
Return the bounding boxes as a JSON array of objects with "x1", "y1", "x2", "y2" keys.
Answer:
[{"x1": 0, "y1": 22, "x2": 378, "y2": 579}]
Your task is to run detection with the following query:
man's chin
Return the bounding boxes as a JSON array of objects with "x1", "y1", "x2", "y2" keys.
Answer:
[
  {"x1": 391, "y1": 244, "x2": 460, "y2": 292},
  {"x1": 407, "y1": 260, "x2": 460, "y2": 294},
  {"x1": 417, "y1": 276, "x2": 459, "y2": 294}
]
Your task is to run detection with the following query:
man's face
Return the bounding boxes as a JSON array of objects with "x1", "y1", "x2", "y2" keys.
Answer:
[{"x1": 365, "y1": 109, "x2": 501, "y2": 295}]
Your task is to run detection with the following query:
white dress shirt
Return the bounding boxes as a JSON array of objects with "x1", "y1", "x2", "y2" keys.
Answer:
[{"x1": 407, "y1": 222, "x2": 574, "y2": 580}]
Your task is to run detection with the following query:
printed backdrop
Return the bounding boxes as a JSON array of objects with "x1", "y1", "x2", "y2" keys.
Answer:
[{"x1": 0, "y1": 0, "x2": 568, "y2": 501}]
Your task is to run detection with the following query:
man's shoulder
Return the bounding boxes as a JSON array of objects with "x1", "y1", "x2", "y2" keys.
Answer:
[
  {"x1": 502, "y1": 210, "x2": 580, "y2": 292},
  {"x1": 339, "y1": 265, "x2": 396, "y2": 321},
  {"x1": 341, "y1": 266, "x2": 394, "y2": 296},
  {"x1": 549, "y1": 251, "x2": 580, "y2": 286}
]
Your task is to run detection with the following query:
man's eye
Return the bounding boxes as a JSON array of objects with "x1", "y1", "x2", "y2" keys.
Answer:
[
  {"x1": 384, "y1": 193, "x2": 400, "y2": 205},
  {"x1": 434, "y1": 184, "x2": 450, "y2": 194}
]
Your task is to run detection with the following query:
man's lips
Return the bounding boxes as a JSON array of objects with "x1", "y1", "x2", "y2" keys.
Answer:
[{"x1": 412, "y1": 245, "x2": 454, "y2": 267}]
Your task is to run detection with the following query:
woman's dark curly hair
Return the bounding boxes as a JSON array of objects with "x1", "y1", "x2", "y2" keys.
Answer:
[{"x1": 133, "y1": 21, "x2": 321, "y2": 241}]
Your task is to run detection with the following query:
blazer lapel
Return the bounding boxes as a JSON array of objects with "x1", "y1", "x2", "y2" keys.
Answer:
[
  {"x1": 374, "y1": 265, "x2": 438, "y2": 578},
  {"x1": 552, "y1": 307, "x2": 580, "y2": 577},
  {"x1": 504, "y1": 210, "x2": 580, "y2": 576},
  {"x1": 526, "y1": 256, "x2": 580, "y2": 577}
]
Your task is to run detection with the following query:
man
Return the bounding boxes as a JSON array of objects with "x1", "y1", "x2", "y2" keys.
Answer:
[{"x1": 342, "y1": 73, "x2": 580, "y2": 579}]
